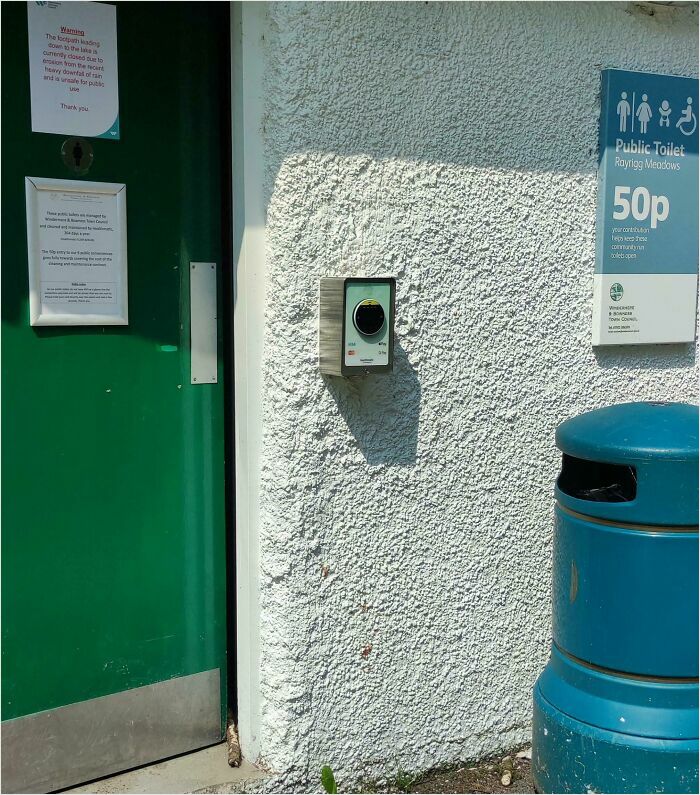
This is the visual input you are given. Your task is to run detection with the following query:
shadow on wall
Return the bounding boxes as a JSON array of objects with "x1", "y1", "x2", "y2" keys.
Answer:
[
  {"x1": 594, "y1": 343, "x2": 696, "y2": 370},
  {"x1": 323, "y1": 341, "x2": 420, "y2": 466}
]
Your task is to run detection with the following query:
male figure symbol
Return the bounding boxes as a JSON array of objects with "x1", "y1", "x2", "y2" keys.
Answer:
[{"x1": 617, "y1": 92, "x2": 631, "y2": 132}]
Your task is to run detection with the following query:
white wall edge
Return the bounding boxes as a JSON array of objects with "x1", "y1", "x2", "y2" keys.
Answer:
[{"x1": 231, "y1": 0, "x2": 267, "y2": 764}]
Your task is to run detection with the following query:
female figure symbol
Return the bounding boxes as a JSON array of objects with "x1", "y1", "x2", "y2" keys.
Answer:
[{"x1": 636, "y1": 94, "x2": 652, "y2": 133}]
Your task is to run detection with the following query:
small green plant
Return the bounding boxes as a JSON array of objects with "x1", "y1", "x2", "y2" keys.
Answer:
[
  {"x1": 393, "y1": 770, "x2": 416, "y2": 792},
  {"x1": 321, "y1": 765, "x2": 338, "y2": 794}
]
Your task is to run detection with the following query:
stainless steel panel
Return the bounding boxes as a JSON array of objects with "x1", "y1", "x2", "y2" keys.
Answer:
[
  {"x1": 319, "y1": 277, "x2": 344, "y2": 376},
  {"x1": 190, "y1": 262, "x2": 218, "y2": 384},
  {"x1": 2, "y1": 669, "x2": 221, "y2": 794}
]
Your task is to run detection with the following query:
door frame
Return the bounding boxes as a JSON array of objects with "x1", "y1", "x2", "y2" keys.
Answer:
[{"x1": 230, "y1": 0, "x2": 267, "y2": 764}]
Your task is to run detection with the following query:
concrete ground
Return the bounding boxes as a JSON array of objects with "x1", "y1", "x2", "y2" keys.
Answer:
[
  {"x1": 65, "y1": 743, "x2": 268, "y2": 794},
  {"x1": 62, "y1": 741, "x2": 534, "y2": 794}
]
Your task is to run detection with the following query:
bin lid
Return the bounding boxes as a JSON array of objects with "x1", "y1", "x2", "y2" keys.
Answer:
[{"x1": 555, "y1": 402, "x2": 699, "y2": 526}]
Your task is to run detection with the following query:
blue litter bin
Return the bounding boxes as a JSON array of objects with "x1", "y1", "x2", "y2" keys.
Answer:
[{"x1": 533, "y1": 402, "x2": 699, "y2": 794}]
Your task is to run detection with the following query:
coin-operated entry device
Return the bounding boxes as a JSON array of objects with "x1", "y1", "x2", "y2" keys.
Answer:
[{"x1": 319, "y1": 277, "x2": 395, "y2": 376}]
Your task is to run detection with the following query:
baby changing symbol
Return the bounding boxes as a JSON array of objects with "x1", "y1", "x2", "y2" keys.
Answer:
[{"x1": 658, "y1": 100, "x2": 672, "y2": 127}]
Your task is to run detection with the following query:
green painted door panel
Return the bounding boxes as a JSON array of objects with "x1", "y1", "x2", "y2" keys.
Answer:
[{"x1": 1, "y1": 2, "x2": 229, "y2": 728}]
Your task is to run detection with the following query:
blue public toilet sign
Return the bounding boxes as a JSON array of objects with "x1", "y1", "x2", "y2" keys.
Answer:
[{"x1": 594, "y1": 68, "x2": 698, "y2": 345}]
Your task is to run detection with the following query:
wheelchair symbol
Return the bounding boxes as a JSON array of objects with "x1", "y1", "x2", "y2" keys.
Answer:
[{"x1": 676, "y1": 97, "x2": 697, "y2": 136}]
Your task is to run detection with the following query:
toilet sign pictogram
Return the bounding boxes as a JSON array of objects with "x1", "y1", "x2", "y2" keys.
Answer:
[{"x1": 61, "y1": 137, "x2": 94, "y2": 175}]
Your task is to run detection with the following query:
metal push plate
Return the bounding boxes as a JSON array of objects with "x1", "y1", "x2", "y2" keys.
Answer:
[{"x1": 190, "y1": 262, "x2": 218, "y2": 384}]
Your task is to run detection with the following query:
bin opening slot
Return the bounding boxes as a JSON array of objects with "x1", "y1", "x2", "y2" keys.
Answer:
[{"x1": 557, "y1": 454, "x2": 637, "y2": 502}]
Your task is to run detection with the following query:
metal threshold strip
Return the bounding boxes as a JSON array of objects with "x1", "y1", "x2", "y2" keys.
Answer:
[{"x1": 1, "y1": 669, "x2": 221, "y2": 794}]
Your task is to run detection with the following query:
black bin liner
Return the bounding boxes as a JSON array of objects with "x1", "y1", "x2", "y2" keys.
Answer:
[{"x1": 557, "y1": 453, "x2": 637, "y2": 503}]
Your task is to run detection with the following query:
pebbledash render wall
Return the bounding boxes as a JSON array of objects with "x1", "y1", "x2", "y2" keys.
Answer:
[{"x1": 232, "y1": 1, "x2": 699, "y2": 789}]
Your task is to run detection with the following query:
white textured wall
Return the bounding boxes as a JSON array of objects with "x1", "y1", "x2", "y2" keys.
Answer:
[{"x1": 251, "y1": 2, "x2": 698, "y2": 788}]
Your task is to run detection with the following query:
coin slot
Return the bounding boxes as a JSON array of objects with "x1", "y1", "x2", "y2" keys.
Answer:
[{"x1": 353, "y1": 299, "x2": 385, "y2": 336}]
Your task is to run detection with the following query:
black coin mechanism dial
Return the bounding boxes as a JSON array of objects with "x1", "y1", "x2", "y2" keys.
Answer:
[{"x1": 353, "y1": 300, "x2": 385, "y2": 336}]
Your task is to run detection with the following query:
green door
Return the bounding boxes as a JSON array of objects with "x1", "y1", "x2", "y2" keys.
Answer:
[{"x1": 1, "y1": 3, "x2": 231, "y2": 791}]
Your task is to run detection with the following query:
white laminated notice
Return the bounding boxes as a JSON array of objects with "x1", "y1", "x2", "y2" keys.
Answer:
[
  {"x1": 27, "y1": 1, "x2": 120, "y2": 139},
  {"x1": 25, "y1": 177, "x2": 128, "y2": 326}
]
